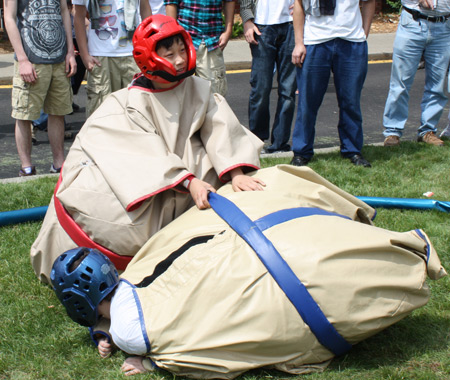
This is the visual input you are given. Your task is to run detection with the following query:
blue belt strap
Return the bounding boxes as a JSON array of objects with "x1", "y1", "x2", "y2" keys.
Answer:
[
  {"x1": 254, "y1": 207, "x2": 351, "y2": 231},
  {"x1": 208, "y1": 192, "x2": 352, "y2": 356}
]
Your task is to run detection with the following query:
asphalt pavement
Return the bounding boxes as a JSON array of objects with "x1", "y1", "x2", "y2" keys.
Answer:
[
  {"x1": 0, "y1": 33, "x2": 449, "y2": 183},
  {"x1": 0, "y1": 33, "x2": 397, "y2": 83}
]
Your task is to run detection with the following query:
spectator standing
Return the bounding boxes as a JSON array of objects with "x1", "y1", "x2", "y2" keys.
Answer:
[
  {"x1": 165, "y1": 0, "x2": 234, "y2": 96},
  {"x1": 240, "y1": 0, "x2": 297, "y2": 154},
  {"x1": 73, "y1": 0, "x2": 152, "y2": 117},
  {"x1": 4, "y1": 0, "x2": 76, "y2": 176},
  {"x1": 383, "y1": 0, "x2": 450, "y2": 147},
  {"x1": 290, "y1": 0, "x2": 375, "y2": 167}
]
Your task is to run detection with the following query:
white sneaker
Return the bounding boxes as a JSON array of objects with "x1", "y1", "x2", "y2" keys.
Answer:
[{"x1": 439, "y1": 125, "x2": 450, "y2": 139}]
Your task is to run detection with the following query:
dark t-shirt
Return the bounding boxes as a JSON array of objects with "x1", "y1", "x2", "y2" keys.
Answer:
[{"x1": 16, "y1": 0, "x2": 67, "y2": 64}]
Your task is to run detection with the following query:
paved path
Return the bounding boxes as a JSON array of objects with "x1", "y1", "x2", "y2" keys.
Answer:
[{"x1": 0, "y1": 33, "x2": 396, "y2": 84}]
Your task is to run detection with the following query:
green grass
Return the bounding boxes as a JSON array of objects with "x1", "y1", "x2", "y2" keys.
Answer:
[{"x1": 0, "y1": 143, "x2": 449, "y2": 380}]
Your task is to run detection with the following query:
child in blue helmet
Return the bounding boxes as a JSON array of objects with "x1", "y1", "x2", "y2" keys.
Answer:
[{"x1": 50, "y1": 163, "x2": 445, "y2": 378}]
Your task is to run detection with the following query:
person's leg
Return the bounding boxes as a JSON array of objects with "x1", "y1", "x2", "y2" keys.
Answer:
[
  {"x1": 86, "y1": 56, "x2": 112, "y2": 117},
  {"x1": 291, "y1": 42, "x2": 332, "y2": 160},
  {"x1": 248, "y1": 24, "x2": 278, "y2": 143},
  {"x1": 11, "y1": 62, "x2": 48, "y2": 174},
  {"x1": 47, "y1": 115, "x2": 65, "y2": 169},
  {"x1": 418, "y1": 21, "x2": 450, "y2": 137},
  {"x1": 269, "y1": 22, "x2": 296, "y2": 152},
  {"x1": 195, "y1": 45, "x2": 227, "y2": 97},
  {"x1": 382, "y1": 10, "x2": 426, "y2": 138},
  {"x1": 44, "y1": 61, "x2": 73, "y2": 170},
  {"x1": 15, "y1": 119, "x2": 34, "y2": 169},
  {"x1": 333, "y1": 39, "x2": 368, "y2": 158}
]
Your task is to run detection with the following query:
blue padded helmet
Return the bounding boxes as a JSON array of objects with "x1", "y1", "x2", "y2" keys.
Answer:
[{"x1": 50, "y1": 247, "x2": 119, "y2": 327}]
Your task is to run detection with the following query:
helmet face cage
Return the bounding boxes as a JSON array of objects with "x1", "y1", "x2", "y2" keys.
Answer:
[
  {"x1": 51, "y1": 248, "x2": 119, "y2": 327},
  {"x1": 132, "y1": 14, "x2": 196, "y2": 83}
]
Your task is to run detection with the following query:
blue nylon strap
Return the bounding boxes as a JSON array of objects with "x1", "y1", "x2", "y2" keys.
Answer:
[
  {"x1": 208, "y1": 192, "x2": 352, "y2": 356},
  {"x1": 254, "y1": 207, "x2": 351, "y2": 232}
]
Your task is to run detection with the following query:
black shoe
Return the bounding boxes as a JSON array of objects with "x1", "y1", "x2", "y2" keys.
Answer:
[
  {"x1": 290, "y1": 155, "x2": 310, "y2": 167},
  {"x1": 348, "y1": 154, "x2": 371, "y2": 168}
]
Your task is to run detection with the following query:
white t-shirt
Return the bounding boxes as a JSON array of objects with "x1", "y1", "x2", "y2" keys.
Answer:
[
  {"x1": 402, "y1": 0, "x2": 450, "y2": 16},
  {"x1": 150, "y1": 0, "x2": 165, "y2": 15},
  {"x1": 303, "y1": 0, "x2": 367, "y2": 45},
  {"x1": 72, "y1": 0, "x2": 139, "y2": 56},
  {"x1": 254, "y1": 0, "x2": 294, "y2": 25},
  {"x1": 110, "y1": 280, "x2": 148, "y2": 355}
]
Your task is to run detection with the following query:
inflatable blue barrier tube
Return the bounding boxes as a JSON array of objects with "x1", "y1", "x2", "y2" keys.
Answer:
[
  {"x1": 357, "y1": 197, "x2": 450, "y2": 213},
  {"x1": 1, "y1": 196, "x2": 449, "y2": 228},
  {"x1": 0, "y1": 206, "x2": 48, "y2": 227}
]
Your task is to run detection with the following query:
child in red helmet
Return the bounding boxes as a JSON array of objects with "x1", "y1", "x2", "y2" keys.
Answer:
[{"x1": 31, "y1": 15, "x2": 265, "y2": 285}]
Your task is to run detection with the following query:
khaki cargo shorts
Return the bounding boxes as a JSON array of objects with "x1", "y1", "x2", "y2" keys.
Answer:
[
  {"x1": 11, "y1": 61, "x2": 73, "y2": 120},
  {"x1": 195, "y1": 43, "x2": 227, "y2": 97},
  {"x1": 86, "y1": 56, "x2": 138, "y2": 117}
]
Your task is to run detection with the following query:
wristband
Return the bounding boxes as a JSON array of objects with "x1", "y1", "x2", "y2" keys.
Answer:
[{"x1": 183, "y1": 175, "x2": 195, "y2": 189}]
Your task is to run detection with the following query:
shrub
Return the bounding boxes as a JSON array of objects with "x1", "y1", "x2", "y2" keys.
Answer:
[{"x1": 385, "y1": 0, "x2": 402, "y2": 13}]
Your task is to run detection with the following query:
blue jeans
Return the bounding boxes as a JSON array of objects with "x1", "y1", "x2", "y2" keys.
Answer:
[
  {"x1": 292, "y1": 39, "x2": 368, "y2": 159},
  {"x1": 249, "y1": 22, "x2": 297, "y2": 151},
  {"x1": 383, "y1": 10, "x2": 450, "y2": 138}
]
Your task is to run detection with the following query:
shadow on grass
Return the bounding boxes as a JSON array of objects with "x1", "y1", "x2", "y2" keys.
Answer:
[
  {"x1": 230, "y1": 313, "x2": 449, "y2": 380},
  {"x1": 330, "y1": 313, "x2": 449, "y2": 371}
]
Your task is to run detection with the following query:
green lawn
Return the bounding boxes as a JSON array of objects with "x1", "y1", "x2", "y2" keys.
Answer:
[{"x1": 0, "y1": 143, "x2": 449, "y2": 380}]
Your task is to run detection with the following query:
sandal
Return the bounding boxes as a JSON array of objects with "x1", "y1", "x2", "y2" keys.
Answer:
[{"x1": 19, "y1": 166, "x2": 36, "y2": 177}]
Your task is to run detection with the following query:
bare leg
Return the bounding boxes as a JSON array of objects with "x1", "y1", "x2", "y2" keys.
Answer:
[
  {"x1": 15, "y1": 119, "x2": 33, "y2": 168},
  {"x1": 47, "y1": 114, "x2": 65, "y2": 169}
]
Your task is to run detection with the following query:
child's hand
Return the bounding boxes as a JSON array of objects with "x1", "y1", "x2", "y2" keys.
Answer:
[
  {"x1": 189, "y1": 178, "x2": 216, "y2": 210},
  {"x1": 231, "y1": 175, "x2": 266, "y2": 192},
  {"x1": 121, "y1": 356, "x2": 153, "y2": 376},
  {"x1": 97, "y1": 336, "x2": 112, "y2": 358}
]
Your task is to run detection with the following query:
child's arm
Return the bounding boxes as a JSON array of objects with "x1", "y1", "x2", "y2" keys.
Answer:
[
  {"x1": 121, "y1": 356, "x2": 155, "y2": 376},
  {"x1": 90, "y1": 317, "x2": 114, "y2": 358},
  {"x1": 230, "y1": 168, "x2": 265, "y2": 192},
  {"x1": 188, "y1": 178, "x2": 217, "y2": 209},
  {"x1": 97, "y1": 336, "x2": 113, "y2": 358}
]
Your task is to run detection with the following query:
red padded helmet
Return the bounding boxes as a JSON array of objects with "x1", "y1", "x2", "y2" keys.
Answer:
[{"x1": 133, "y1": 15, "x2": 196, "y2": 84}]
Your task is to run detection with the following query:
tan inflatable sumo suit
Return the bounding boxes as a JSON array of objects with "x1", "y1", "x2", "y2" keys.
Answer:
[
  {"x1": 30, "y1": 76, "x2": 262, "y2": 283},
  {"x1": 94, "y1": 165, "x2": 446, "y2": 378}
]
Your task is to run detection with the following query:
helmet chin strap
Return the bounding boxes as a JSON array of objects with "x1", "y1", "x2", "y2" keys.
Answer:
[{"x1": 148, "y1": 67, "x2": 196, "y2": 83}]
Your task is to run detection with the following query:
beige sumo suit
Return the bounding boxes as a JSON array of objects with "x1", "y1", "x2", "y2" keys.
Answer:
[
  {"x1": 31, "y1": 76, "x2": 262, "y2": 283},
  {"x1": 92, "y1": 165, "x2": 446, "y2": 379}
]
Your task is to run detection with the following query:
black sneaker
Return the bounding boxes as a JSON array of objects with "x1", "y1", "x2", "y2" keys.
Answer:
[
  {"x1": 290, "y1": 155, "x2": 310, "y2": 167},
  {"x1": 348, "y1": 154, "x2": 371, "y2": 168}
]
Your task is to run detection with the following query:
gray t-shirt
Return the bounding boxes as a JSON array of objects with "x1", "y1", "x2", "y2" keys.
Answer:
[{"x1": 16, "y1": 0, "x2": 67, "y2": 64}]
